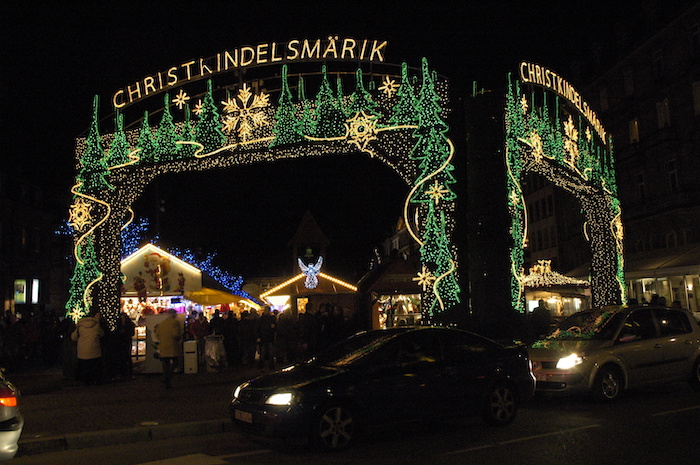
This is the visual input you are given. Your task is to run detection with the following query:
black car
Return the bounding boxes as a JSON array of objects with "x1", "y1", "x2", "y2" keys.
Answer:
[{"x1": 230, "y1": 326, "x2": 535, "y2": 450}]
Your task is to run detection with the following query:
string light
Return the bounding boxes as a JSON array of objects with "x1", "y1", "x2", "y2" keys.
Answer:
[
  {"x1": 505, "y1": 73, "x2": 625, "y2": 313},
  {"x1": 68, "y1": 60, "x2": 459, "y2": 329}
]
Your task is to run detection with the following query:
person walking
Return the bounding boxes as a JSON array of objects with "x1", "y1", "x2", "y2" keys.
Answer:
[
  {"x1": 154, "y1": 309, "x2": 183, "y2": 389},
  {"x1": 255, "y1": 306, "x2": 276, "y2": 370},
  {"x1": 71, "y1": 311, "x2": 105, "y2": 385}
]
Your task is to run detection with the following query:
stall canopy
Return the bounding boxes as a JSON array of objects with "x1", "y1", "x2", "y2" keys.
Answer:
[{"x1": 185, "y1": 287, "x2": 251, "y2": 306}]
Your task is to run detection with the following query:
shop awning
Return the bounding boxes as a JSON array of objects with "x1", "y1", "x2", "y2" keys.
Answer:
[{"x1": 184, "y1": 287, "x2": 249, "y2": 306}]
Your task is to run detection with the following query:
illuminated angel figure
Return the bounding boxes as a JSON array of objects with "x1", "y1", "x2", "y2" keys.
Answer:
[{"x1": 298, "y1": 256, "x2": 323, "y2": 289}]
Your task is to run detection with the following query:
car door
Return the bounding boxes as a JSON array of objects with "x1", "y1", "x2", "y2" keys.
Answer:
[
  {"x1": 353, "y1": 333, "x2": 441, "y2": 425},
  {"x1": 653, "y1": 308, "x2": 698, "y2": 379},
  {"x1": 614, "y1": 308, "x2": 665, "y2": 384},
  {"x1": 439, "y1": 330, "x2": 495, "y2": 414}
]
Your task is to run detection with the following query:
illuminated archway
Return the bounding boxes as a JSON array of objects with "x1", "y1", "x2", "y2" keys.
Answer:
[
  {"x1": 505, "y1": 63, "x2": 625, "y2": 313},
  {"x1": 66, "y1": 38, "x2": 461, "y2": 329}
]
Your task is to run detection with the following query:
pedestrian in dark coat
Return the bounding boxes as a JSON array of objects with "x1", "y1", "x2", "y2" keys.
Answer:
[{"x1": 255, "y1": 306, "x2": 276, "y2": 370}]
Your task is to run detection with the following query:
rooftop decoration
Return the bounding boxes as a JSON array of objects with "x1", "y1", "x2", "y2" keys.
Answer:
[{"x1": 521, "y1": 260, "x2": 589, "y2": 288}]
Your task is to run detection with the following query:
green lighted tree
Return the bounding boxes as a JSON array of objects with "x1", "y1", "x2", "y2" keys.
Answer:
[
  {"x1": 195, "y1": 79, "x2": 226, "y2": 153},
  {"x1": 312, "y1": 65, "x2": 346, "y2": 138},
  {"x1": 410, "y1": 59, "x2": 457, "y2": 205},
  {"x1": 270, "y1": 64, "x2": 303, "y2": 147},
  {"x1": 346, "y1": 68, "x2": 379, "y2": 117},
  {"x1": 296, "y1": 76, "x2": 315, "y2": 137},
  {"x1": 409, "y1": 59, "x2": 460, "y2": 314},
  {"x1": 154, "y1": 94, "x2": 180, "y2": 162},
  {"x1": 106, "y1": 111, "x2": 131, "y2": 167},
  {"x1": 65, "y1": 236, "x2": 100, "y2": 320},
  {"x1": 178, "y1": 105, "x2": 197, "y2": 158},
  {"x1": 78, "y1": 96, "x2": 112, "y2": 195},
  {"x1": 136, "y1": 111, "x2": 157, "y2": 164},
  {"x1": 390, "y1": 62, "x2": 418, "y2": 126}
]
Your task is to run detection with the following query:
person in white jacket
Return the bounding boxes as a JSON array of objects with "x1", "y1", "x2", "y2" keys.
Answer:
[{"x1": 71, "y1": 312, "x2": 105, "y2": 385}]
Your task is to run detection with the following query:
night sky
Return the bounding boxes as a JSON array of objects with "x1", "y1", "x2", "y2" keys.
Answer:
[{"x1": 2, "y1": 1, "x2": 648, "y2": 280}]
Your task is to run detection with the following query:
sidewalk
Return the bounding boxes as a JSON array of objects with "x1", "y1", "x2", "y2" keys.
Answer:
[{"x1": 10, "y1": 361, "x2": 264, "y2": 457}]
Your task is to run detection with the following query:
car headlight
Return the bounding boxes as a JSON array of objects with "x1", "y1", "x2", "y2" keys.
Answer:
[
  {"x1": 556, "y1": 353, "x2": 583, "y2": 369},
  {"x1": 266, "y1": 392, "x2": 294, "y2": 406},
  {"x1": 233, "y1": 382, "x2": 248, "y2": 400}
]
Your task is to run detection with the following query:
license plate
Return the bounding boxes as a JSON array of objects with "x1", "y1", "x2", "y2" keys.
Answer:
[
  {"x1": 535, "y1": 373, "x2": 548, "y2": 381},
  {"x1": 235, "y1": 409, "x2": 253, "y2": 423}
]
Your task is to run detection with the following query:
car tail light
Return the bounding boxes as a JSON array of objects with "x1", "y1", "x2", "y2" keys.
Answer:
[{"x1": 0, "y1": 387, "x2": 18, "y2": 407}]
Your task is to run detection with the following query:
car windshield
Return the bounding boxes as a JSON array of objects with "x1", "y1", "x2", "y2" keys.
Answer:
[
  {"x1": 311, "y1": 331, "x2": 399, "y2": 367},
  {"x1": 542, "y1": 310, "x2": 624, "y2": 341}
]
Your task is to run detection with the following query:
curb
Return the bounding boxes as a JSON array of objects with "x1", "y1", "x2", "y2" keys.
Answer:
[{"x1": 18, "y1": 418, "x2": 233, "y2": 456}]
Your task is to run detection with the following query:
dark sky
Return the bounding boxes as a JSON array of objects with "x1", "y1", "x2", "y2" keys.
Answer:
[{"x1": 2, "y1": 1, "x2": 647, "y2": 279}]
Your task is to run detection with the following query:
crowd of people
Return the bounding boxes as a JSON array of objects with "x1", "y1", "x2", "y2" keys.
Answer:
[
  {"x1": 0, "y1": 309, "x2": 68, "y2": 373},
  {"x1": 183, "y1": 302, "x2": 360, "y2": 372}
]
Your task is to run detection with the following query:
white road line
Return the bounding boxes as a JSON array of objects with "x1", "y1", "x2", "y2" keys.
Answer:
[
  {"x1": 216, "y1": 449, "x2": 272, "y2": 459},
  {"x1": 443, "y1": 424, "x2": 602, "y2": 456},
  {"x1": 651, "y1": 405, "x2": 700, "y2": 417}
]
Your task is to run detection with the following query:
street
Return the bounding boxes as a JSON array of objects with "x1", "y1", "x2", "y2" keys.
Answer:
[{"x1": 11, "y1": 381, "x2": 700, "y2": 465}]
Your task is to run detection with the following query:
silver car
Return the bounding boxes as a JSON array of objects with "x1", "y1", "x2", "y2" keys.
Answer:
[
  {"x1": 0, "y1": 370, "x2": 22, "y2": 461},
  {"x1": 528, "y1": 306, "x2": 700, "y2": 400}
]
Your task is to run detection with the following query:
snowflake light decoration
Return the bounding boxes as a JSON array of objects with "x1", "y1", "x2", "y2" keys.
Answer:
[
  {"x1": 528, "y1": 130, "x2": 544, "y2": 162},
  {"x1": 345, "y1": 110, "x2": 379, "y2": 154},
  {"x1": 193, "y1": 99, "x2": 204, "y2": 116},
  {"x1": 172, "y1": 89, "x2": 190, "y2": 110},
  {"x1": 563, "y1": 115, "x2": 579, "y2": 166},
  {"x1": 425, "y1": 180, "x2": 450, "y2": 204},
  {"x1": 520, "y1": 95, "x2": 529, "y2": 114},
  {"x1": 68, "y1": 198, "x2": 93, "y2": 231},
  {"x1": 298, "y1": 256, "x2": 323, "y2": 289},
  {"x1": 378, "y1": 76, "x2": 400, "y2": 98},
  {"x1": 413, "y1": 265, "x2": 436, "y2": 292},
  {"x1": 221, "y1": 84, "x2": 270, "y2": 140}
]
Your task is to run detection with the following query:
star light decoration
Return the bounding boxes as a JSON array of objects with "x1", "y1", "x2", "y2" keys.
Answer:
[
  {"x1": 68, "y1": 198, "x2": 93, "y2": 231},
  {"x1": 520, "y1": 95, "x2": 529, "y2": 114},
  {"x1": 172, "y1": 89, "x2": 190, "y2": 110},
  {"x1": 345, "y1": 110, "x2": 379, "y2": 154},
  {"x1": 378, "y1": 75, "x2": 400, "y2": 98},
  {"x1": 221, "y1": 84, "x2": 270, "y2": 140},
  {"x1": 425, "y1": 180, "x2": 450, "y2": 204},
  {"x1": 528, "y1": 130, "x2": 544, "y2": 162},
  {"x1": 413, "y1": 265, "x2": 436, "y2": 291}
]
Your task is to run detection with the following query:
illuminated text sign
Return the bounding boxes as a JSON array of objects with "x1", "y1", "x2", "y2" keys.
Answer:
[
  {"x1": 519, "y1": 61, "x2": 607, "y2": 144},
  {"x1": 113, "y1": 37, "x2": 388, "y2": 109}
]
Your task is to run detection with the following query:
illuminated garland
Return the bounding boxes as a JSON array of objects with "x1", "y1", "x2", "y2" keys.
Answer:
[
  {"x1": 68, "y1": 60, "x2": 459, "y2": 329},
  {"x1": 505, "y1": 74, "x2": 625, "y2": 312}
]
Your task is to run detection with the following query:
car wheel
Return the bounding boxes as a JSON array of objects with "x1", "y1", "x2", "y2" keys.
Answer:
[
  {"x1": 482, "y1": 383, "x2": 518, "y2": 426},
  {"x1": 689, "y1": 357, "x2": 700, "y2": 391},
  {"x1": 593, "y1": 365, "x2": 623, "y2": 401},
  {"x1": 312, "y1": 403, "x2": 355, "y2": 451}
]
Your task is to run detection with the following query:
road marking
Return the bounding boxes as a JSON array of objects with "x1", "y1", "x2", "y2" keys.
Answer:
[
  {"x1": 443, "y1": 424, "x2": 602, "y2": 455},
  {"x1": 217, "y1": 449, "x2": 271, "y2": 459},
  {"x1": 139, "y1": 454, "x2": 228, "y2": 465},
  {"x1": 651, "y1": 405, "x2": 700, "y2": 417}
]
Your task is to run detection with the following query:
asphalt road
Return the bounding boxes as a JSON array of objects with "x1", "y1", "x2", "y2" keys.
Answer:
[{"x1": 10, "y1": 381, "x2": 700, "y2": 465}]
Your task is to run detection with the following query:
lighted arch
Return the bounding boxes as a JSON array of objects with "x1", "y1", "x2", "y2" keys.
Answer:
[
  {"x1": 504, "y1": 65, "x2": 625, "y2": 313},
  {"x1": 67, "y1": 56, "x2": 461, "y2": 329}
]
